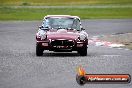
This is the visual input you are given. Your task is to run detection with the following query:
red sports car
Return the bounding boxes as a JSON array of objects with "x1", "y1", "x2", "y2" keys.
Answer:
[{"x1": 36, "y1": 15, "x2": 88, "y2": 56}]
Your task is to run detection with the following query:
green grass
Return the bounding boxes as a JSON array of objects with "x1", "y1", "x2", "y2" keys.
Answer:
[
  {"x1": 0, "y1": 0, "x2": 132, "y2": 20},
  {"x1": 0, "y1": 0, "x2": 132, "y2": 6},
  {"x1": 0, "y1": 7, "x2": 132, "y2": 20}
]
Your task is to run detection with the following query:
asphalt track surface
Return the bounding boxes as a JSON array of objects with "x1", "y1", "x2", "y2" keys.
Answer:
[{"x1": 0, "y1": 19, "x2": 132, "y2": 88}]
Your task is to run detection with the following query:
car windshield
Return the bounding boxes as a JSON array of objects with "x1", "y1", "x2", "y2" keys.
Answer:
[{"x1": 42, "y1": 17, "x2": 80, "y2": 30}]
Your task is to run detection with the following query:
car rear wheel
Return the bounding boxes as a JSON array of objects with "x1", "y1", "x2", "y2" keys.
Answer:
[
  {"x1": 36, "y1": 44, "x2": 43, "y2": 56},
  {"x1": 78, "y1": 46, "x2": 87, "y2": 56}
]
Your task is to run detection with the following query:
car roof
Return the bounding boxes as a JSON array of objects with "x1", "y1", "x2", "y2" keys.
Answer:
[{"x1": 44, "y1": 15, "x2": 80, "y2": 20}]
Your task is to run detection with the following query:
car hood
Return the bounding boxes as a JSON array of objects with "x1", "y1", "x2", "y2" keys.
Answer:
[{"x1": 47, "y1": 29, "x2": 79, "y2": 40}]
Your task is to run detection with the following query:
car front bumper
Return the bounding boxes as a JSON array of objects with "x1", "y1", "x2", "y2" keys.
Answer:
[{"x1": 36, "y1": 40, "x2": 88, "y2": 51}]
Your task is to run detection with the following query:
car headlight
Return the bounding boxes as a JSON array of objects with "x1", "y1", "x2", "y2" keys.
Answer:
[
  {"x1": 79, "y1": 34, "x2": 86, "y2": 40},
  {"x1": 37, "y1": 30, "x2": 47, "y2": 40}
]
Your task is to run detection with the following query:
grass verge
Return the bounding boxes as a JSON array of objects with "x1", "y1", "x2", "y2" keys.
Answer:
[
  {"x1": 0, "y1": 7, "x2": 132, "y2": 20},
  {"x1": 0, "y1": 0, "x2": 132, "y2": 6}
]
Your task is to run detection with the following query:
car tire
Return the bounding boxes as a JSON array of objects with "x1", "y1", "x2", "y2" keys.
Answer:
[
  {"x1": 78, "y1": 46, "x2": 87, "y2": 56},
  {"x1": 36, "y1": 44, "x2": 43, "y2": 56}
]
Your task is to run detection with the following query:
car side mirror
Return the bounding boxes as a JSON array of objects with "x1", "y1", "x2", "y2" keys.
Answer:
[
  {"x1": 38, "y1": 26, "x2": 50, "y2": 30},
  {"x1": 81, "y1": 28, "x2": 85, "y2": 30},
  {"x1": 38, "y1": 26, "x2": 42, "y2": 29}
]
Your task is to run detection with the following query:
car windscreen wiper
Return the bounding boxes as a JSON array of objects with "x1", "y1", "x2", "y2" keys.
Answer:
[{"x1": 57, "y1": 27, "x2": 66, "y2": 30}]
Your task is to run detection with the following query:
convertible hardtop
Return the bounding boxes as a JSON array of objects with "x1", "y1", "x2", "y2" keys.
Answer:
[{"x1": 44, "y1": 15, "x2": 80, "y2": 20}]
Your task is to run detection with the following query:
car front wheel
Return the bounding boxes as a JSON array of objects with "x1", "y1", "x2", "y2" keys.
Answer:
[
  {"x1": 36, "y1": 44, "x2": 43, "y2": 56},
  {"x1": 78, "y1": 46, "x2": 87, "y2": 56}
]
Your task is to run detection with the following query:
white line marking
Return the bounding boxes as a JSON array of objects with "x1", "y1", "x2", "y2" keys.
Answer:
[{"x1": 101, "y1": 55, "x2": 121, "y2": 57}]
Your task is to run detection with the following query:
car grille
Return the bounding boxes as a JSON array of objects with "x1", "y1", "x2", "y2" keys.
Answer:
[{"x1": 51, "y1": 40, "x2": 74, "y2": 46}]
